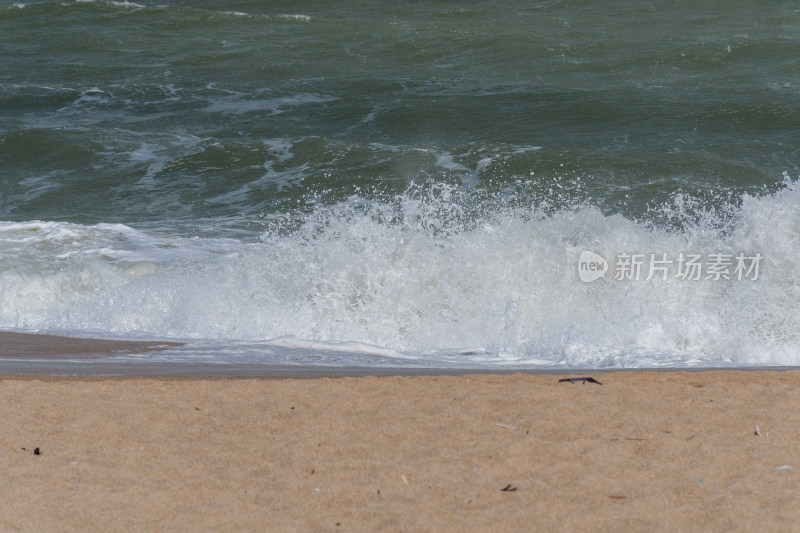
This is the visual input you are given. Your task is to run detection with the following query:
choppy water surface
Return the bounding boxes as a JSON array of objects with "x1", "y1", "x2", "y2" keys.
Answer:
[{"x1": 2, "y1": 1, "x2": 800, "y2": 368}]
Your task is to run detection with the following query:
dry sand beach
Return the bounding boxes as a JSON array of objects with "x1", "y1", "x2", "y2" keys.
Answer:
[{"x1": 2, "y1": 344, "x2": 800, "y2": 531}]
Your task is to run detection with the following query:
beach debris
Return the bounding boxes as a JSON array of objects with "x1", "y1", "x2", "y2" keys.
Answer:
[
  {"x1": 495, "y1": 423, "x2": 517, "y2": 430},
  {"x1": 401, "y1": 474, "x2": 409, "y2": 485},
  {"x1": 775, "y1": 465, "x2": 792, "y2": 471},
  {"x1": 500, "y1": 484, "x2": 518, "y2": 492},
  {"x1": 755, "y1": 425, "x2": 762, "y2": 437},
  {"x1": 33, "y1": 448, "x2": 40, "y2": 455},
  {"x1": 559, "y1": 377, "x2": 602, "y2": 385}
]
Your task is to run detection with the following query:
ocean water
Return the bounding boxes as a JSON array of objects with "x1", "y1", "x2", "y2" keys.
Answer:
[{"x1": 2, "y1": 0, "x2": 800, "y2": 369}]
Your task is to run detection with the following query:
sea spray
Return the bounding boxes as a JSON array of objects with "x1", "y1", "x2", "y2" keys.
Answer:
[{"x1": 1, "y1": 179, "x2": 799, "y2": 367}]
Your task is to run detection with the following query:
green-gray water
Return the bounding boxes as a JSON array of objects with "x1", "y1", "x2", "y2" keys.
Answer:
[{"x1": 1, "y1": 1, "x2": 799, "y2": 368}]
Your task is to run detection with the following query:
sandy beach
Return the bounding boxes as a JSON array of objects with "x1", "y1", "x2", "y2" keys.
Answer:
[{"x1": 2, "y1": 368, "x2": 800, "y2": 532}]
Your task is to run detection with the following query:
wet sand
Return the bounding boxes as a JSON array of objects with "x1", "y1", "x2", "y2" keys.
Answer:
[
  {"x1": 0, "y1": 331, "x2": 183, "y2": 360},
  {"x1": 3, "y1": 364, "x2": 800, "y2": 531}
]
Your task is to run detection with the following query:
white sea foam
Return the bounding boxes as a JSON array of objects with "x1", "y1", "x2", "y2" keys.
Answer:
[
  {"x1": 278, "y1": 14, "x2": 311, "y2": 22},
  {"x1": 71, "y1": 0, "x2": 144, "y2": 6},
  {"x1": 204, "y1": 93, "x2": 336, "y2": 115},
  {"x1": 1, "y1": 178, "x2": 799, "y2": 368},
  {"x1": 111, "y1": 1, "x2": 144, "y2": 8}
]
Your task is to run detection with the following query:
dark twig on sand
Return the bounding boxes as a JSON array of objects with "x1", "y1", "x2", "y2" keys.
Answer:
[{"x1": 558, "y1": 377, "x2": 602, "y2": 385}]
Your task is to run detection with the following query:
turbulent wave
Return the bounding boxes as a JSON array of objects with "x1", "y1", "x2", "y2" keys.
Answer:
[
  {"x1": 3, "y1": 0, "x2": 800, "y2": 368},
  {"x1": 1, "y1": 178, "x2": 798, "y2": 368}
]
